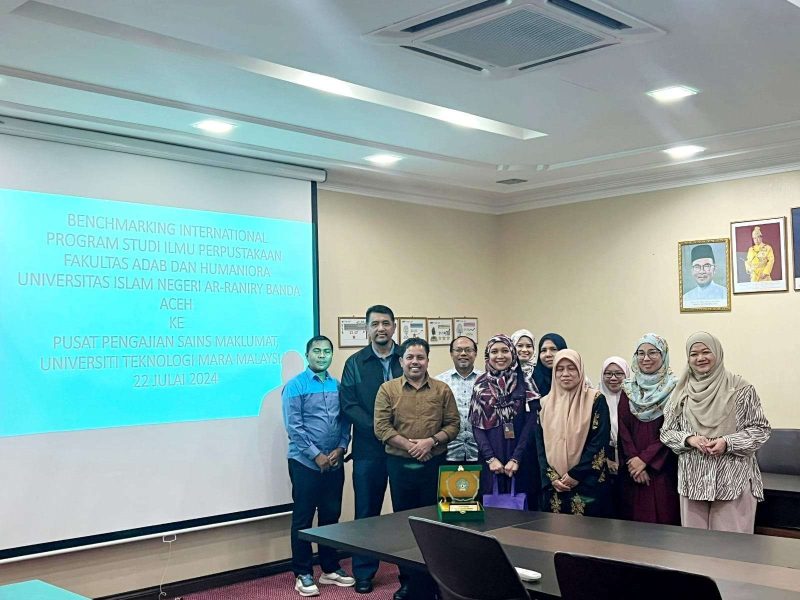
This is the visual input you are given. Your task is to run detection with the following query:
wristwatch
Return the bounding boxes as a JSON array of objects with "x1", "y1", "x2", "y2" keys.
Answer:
[{"x1": 430, "y1": 436, "x2": 439, "y2": 447}]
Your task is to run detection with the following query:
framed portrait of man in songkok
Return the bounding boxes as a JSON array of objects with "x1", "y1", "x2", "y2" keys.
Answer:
[{"x1": 678, "y1": 238, "x2": 731, "y2": 312}]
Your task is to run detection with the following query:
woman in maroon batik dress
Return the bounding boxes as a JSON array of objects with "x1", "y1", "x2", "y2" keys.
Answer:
[{"x1": 618, "y1": 333, "x2": 680, "y2": 525}]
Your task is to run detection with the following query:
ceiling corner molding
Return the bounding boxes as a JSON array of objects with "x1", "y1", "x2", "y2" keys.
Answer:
[
  {"x1": 496, "y1": 160, "x2": 800, "y2": 214},
  {"x1": 319, "y1": 174, "x2": 499, "y2": 215}
]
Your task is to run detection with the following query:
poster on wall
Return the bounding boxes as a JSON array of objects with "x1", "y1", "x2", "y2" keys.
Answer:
[
  {"x1": 730, "y1": 217, "x2": 788, "y2": 293},
  {"x1": 678, "y1": 239, "x2": 731, "y2": 312},
  {"x1": 453, "y1": 318, "x2": 478, "y2": 344},
  {"x1": 792, "y1": 208, "x2": 800, "y2": 291},
  {"x1": 398, "y1": 317, "x2": 427, "y2": 343},
  {"x1": 338, "y1": 317, "x2": 367, "y2": 347},
  {"x1": 428, "y1": 318, "x2": 454, "y2": 346}
]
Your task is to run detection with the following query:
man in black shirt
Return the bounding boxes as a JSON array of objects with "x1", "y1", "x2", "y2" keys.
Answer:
[{"x1": 340, "y1": 304, "x2": 402, "y2": 593}]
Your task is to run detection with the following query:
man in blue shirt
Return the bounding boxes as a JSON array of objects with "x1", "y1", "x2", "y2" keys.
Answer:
[{"x1": 282, "y1": 335, "x2": 354, "y2": 597}]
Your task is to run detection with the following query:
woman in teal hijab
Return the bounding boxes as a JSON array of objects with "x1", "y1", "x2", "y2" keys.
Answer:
[{"x1": 616, "y1": 333, "x2": 680, "y2": 524}]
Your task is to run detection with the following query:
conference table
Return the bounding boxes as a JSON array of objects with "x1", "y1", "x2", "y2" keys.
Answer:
[{"x1": 300, "y1": 507, "x2": 800, "y2": 599}]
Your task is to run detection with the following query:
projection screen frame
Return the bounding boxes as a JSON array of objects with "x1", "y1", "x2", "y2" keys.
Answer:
[{"x1": 0, "y1": 119, "x2": 324, "y2": 561}]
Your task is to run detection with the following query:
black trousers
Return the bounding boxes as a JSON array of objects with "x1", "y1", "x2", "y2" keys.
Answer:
[
  {"x1": 288, "y1": 459, "x2": 344, "y2": 576},
  {"x1": 387, "y1": 453, "x2": 446, "y2": 598}
]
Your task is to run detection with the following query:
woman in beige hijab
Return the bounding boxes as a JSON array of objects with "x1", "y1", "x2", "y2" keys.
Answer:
[
  {"x1": 535, "y1": 349, "x2": 612, "y2": 516},
  {"x1": 661, "y1": 332, "x2": 771, "y2": 533}
]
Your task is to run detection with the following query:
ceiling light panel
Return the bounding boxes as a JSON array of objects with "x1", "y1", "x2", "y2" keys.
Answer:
[
  {"x1": 192, "y1": 119, "x2": 236, "y2": 133},
  {"x1": 365, "y1": 154, "x2": 403, "y2": 166},
  {"x1": 646, "y1": 85, "x2": 698, "y2": 102},
  {"x1": 663, "y1": 145, "x2": 705, "y2": 159}
]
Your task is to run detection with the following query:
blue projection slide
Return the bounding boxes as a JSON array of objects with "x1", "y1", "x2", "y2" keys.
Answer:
[{"x1": 0, "y1": 188, "x2": 314, "y2": 437}]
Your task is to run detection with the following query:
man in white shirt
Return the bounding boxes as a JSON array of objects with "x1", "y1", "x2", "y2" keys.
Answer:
[{"x1": 435, "y1": 335, "x2": 482, "y2": 465}]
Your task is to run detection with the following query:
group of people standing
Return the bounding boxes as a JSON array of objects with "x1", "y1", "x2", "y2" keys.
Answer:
[{"x1": 281, "y1": 304, "x2": 771, "y2": 599}]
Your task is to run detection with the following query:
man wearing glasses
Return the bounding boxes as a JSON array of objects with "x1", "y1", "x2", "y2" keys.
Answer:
[
  {"x1": 683, "y1": 244, "x2": 728, "y2": 308},
  {"x1": 435, "y1": 336, "x2": 482, "y2": 466}
]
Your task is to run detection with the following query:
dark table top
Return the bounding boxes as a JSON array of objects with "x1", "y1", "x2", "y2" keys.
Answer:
[{"x1": 301, "y1": 508, "x2": 800, "y2": 599}]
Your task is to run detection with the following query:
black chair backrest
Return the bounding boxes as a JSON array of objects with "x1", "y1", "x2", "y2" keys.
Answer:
[
  {"x1": 554, "y1": 551, "x2": 722, "y2": 600},
  {"x1": 757, "y1": 428, "x2": 800, "y2": 475},
  {"x1": 408, "y1": 516, "x2": 529, "y2": 600}
]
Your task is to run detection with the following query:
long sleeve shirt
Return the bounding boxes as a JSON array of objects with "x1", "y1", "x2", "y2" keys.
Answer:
[
  {"x1": 282, "y1": 368, "x2": 350, "y2": 471},
  {"x1": 435, "y1": 368, "x2": 482, "y2": 461},
  {"x1": 660, "y1": 384, "x2": 771, "y2": 501},
  {"x1": 373, "y1": 375, "x2": 460, "y2": 459},
  {"x1": 339, "y1": 344, "x2": 403, "y2": 459}
]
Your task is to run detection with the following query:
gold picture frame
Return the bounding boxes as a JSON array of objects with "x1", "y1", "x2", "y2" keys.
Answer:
[{"x1": 678, "y1": 238, "x2": 732, "y2": 312}]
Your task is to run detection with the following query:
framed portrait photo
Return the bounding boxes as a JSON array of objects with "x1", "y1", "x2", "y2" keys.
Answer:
[
  {"x1": 792, "y1": 208, "x2": 800, "y2": 291},
  {"x1": 453, "y1": 318, "x2": 478, "y2": 343},
  {"x1": 730, "y1": 217, "x2": 788, "y2": 293},
  {"x1": 338, "y1": 317, "x2": 367, "y2": 347},
  {"x1": 397, "y1": 317, "x2": 427, "y2": 344},
  {"x1": 427, "y1": 318, "x2": 454, "y2": 346},
  {"x1": 678, "y1": 239, "x2": 731, "y2": 312}
]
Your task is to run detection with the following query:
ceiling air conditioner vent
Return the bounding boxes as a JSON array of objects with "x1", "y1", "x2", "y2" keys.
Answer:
[
  {"x1": 547, "y1": 0, "x2": 630, "y2": 30},
  {"x1": 402, "y1": 0, "x2": 507, "y2": 33},
  {"x1": 366, "y1": 0, "x2": 664, "y2": 79}
]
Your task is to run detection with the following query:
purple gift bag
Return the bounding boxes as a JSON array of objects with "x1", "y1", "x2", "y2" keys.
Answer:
[{"x1": 482, "y1": 475, "x2": 528, "y2": 510}]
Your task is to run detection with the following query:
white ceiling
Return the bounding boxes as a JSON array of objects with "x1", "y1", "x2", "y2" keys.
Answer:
[{"x1": 1, "y1": 0, "x2": 799, "y2": 213}]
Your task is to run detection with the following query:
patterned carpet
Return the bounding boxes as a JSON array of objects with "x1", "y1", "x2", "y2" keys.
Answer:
[{"x1": 185, "y1": 559, "x2": 400, "y2": 600}]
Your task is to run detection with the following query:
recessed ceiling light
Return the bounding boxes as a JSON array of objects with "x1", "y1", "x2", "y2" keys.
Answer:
[
  {"x1": 646, "y1": 85, "x2": 699, "y2": 102},
  {"x1": 297, "y1": 73, "x2": 353, "y2": 97},
  {"x1": 663, "y1": 145, "x2": 706, "y2": 159},
  {"x1": 192, "y1": 120, "x2": 236, "y2": 134},
  {"x1": 364, "y1": 154, "x2": 403, "y2": 166}
]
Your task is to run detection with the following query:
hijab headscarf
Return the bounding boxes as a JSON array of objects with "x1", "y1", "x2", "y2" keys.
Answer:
[
  {"x1": 539, "y1": 349, "x2": 599, "y2": 477},
  {"x1": 599, "y1": 356, "x2": 631, "y2": 446},
  {"x1": 622, "y1": 333, "x2": 677, "y2": 422},
  {"x1": 511, "y1": 329, "x2": 537, "y2": 379},
  {"x1": 673, "y1": 332, "x2": 747, "y2": 438},
  {"x1": 469, "y1": 334, "x2": 539, "y2": 430},
  {"x1": 532, "y1": 333, "x2": 568, "y2": 397}
]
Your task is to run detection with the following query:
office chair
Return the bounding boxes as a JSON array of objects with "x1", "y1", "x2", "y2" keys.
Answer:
[
  {"x1": 554, "y1": 551, "x2": 722, "y2": 600},
  {"x1": 757, "y1": 428, "x2": 800, "y2": 475},
  {"x1": 408, "y1": 516, "x2": 531, "y2": 600}
]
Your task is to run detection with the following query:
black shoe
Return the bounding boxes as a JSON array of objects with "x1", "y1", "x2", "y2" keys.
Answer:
[
  {"x1": 393, "y1": 583, "x2": 410, "y2": 600},
  {"x1": 355, "y1": 579, "x2": 373, "y2": 594}
]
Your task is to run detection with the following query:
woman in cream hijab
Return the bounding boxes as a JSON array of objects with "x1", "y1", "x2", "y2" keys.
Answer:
[
  {"x1": 511, "y1": 329, "x2": 537, "y2": 383},
  {"x1": 535, "y1": 349, "x2": 612, "y2": 517},
  {"x1": 661, "y1": 332, "x2": 771, "y2": 533}
]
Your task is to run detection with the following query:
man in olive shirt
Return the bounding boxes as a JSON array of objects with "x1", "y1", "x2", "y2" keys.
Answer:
[{"x1": 374, "y1": 337, "x2": 460, "y2": 600}]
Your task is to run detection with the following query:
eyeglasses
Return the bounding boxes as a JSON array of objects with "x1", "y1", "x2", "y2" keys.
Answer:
[
  {"x1": 635, "y1": 350, "x2": 662, "y2": 359},
  {"x1": 603, "y1": 371, "x2": 626, "y2": 379},
  {"x1": 691, "y1": 264, "x2": 714, "y2": 273},
  {"x1": 453, "y1": 348, "x2": 476, "y2": 354}
]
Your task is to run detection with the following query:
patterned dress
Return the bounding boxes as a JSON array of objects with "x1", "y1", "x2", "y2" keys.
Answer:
[
  {"x1": 535, "y1": 394, "x2": 612, "y2": 516},
  {"x1": 660, "y1": 385, "x2": 770, "y2": 502}
]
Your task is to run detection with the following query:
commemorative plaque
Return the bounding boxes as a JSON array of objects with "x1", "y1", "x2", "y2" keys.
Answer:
[{"x1": 437, "y1": 464, "x2": 484, "y2": 522}]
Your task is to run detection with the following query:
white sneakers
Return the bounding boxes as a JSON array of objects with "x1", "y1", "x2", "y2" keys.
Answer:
[
  {"x1": 295, "y1": 574, "x2": 319, "y2": 597},
  {"x1": 319, "y1": 569, "x2": 356, "y2": 587},
  {"x1": 295, "y1": 569, "x2": 355, "y2": 596}
]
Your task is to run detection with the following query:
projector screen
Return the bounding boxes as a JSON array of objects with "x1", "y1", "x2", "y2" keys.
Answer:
[{"x1": 0, "y1": 132, "x2": 318, "y2": 560}]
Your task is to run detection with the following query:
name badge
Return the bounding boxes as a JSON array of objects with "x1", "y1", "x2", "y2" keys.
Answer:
[{"x1": 503, "y1": 422, "x2": 515, "y2": 440}]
